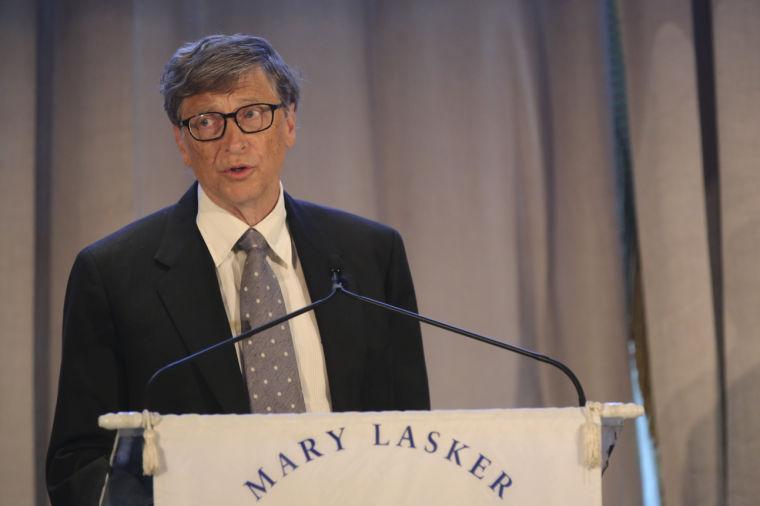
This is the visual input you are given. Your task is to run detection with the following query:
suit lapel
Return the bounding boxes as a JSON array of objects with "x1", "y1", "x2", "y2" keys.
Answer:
[
  {"x1": 284, "y1": 197, "x2": 333, "y2": 303},
  {"x1": 154, "y1": 184, "x2": 249, "y2": 414},
  {"x1": 285, "y1": 195, "x2": 365, "y2": 409}
]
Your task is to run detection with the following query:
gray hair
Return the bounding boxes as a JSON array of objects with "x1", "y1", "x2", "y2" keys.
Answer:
[{"x1": 160, "y1": 34, "x2": 300, "y2": 124}]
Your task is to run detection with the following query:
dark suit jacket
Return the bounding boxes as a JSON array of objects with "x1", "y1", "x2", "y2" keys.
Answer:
[{"x1": 46, "y1": 183, "x2": 429, "y2": 505}]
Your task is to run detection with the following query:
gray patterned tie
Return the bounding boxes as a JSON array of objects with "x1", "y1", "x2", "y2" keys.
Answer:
[{"x1": 236, "y1": 228, "x2": 305, "y2": 414}]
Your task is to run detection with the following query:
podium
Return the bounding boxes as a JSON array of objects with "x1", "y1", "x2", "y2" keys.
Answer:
[{"x1": 98, "y1": 403, "x2": 642, "y2": 505}]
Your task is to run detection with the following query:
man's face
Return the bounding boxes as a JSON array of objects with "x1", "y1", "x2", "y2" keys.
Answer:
[{"x1": 173, "y1": 68, "x2": 296, "y2": 222}]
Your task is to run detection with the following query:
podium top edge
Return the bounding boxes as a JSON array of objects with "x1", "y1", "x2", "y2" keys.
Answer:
[
  {"x1": 99, "y1": 411, "x2": 161, "y2": 430},
  {"x1": 599, "y1": 402, "x2": 645, "y2": 419},
  {"x1": 98, "y1": 403, "x2": 643, "y2": 430}
]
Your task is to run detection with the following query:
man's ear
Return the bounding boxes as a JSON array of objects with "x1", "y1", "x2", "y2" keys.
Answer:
[
  {"x1": 284, "y1": 103, "x2": 297, "y2": 148},
  {"x1": 172, "y1": 125, "x2": 192, "y2": 166}
]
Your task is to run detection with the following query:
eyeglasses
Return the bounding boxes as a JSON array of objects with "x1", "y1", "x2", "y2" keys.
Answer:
[{"x1": 178, "y1": 103, "x2": 284, "y2": 142}]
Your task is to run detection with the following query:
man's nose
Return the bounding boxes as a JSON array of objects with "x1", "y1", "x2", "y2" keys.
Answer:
[{"x1": 222, "y1": 116, "x2": 249, "y2": 151}]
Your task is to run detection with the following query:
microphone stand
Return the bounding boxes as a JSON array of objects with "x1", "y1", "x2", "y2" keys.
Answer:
[{"x1": 144, "y1": 268, "x2": 586, "y2": 410}]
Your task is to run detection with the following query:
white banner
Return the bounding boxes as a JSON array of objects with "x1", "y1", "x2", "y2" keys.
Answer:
[{"x1": 148, "y1": 408, "x2": 601, "y2": 505}]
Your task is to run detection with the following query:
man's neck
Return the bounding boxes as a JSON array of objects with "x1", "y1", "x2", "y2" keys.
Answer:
[{"x1": 205, "y1": 187, "x2": 280, "y2": 227}]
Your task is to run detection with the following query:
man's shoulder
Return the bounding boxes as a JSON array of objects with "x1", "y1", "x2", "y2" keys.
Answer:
[
  {"x1": 81, "y1": 204, "x2": 176, "y2": 261},
  {"x1": 287, "y1": 196, "x2": 398, "y2": 238}
]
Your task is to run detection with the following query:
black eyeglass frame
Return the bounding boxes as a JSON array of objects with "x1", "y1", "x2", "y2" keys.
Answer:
[{"x1": 178, "y1": 102, "x2": 285, "y2": 142}]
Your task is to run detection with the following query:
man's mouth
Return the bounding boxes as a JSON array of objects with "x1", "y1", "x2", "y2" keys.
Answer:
[{"x1": 224, "y1": 165, "x2": 254, "y2": 177}]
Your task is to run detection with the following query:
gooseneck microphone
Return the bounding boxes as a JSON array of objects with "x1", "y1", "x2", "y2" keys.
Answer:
[
  {"x1": 144, "y1": 262, "x2": 586, "y2": 409},
  {"x1": 327, "y1": 263, "x2": 587, "y2": 406}
]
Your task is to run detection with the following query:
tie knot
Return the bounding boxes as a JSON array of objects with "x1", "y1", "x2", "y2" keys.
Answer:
[{"x1": 235, "y1": 228, "x2": 268, "y2": 253}]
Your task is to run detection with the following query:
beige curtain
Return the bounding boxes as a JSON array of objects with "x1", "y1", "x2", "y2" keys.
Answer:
[
  {"x1": 0, "y1": 0, "x2": 39, "y2": 504},
  {"x1": 619, "y1": 0, "x2": 760, "y2": 504},
  {"x1": 16, "y1": 0, "x2": 760, "y2": 505},
  {"x1": 712, "y1": 1, "x2": 760, "y2": 503},
  {"x1": 620, "y1": 1, "x2": 723, "y2": 504}
]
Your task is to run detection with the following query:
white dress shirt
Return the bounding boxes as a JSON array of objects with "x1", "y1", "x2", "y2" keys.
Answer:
[{"x1": 195, "y1": 183, "x2": 331, "y2": 412}]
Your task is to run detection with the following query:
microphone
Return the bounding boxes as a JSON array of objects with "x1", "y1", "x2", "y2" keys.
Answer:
[
  {"x1": 328, "y1": 259, "x2": 587, "y2": 407},
  {"x1": 143, "y1": 280, "x2": 341, "y2": 410},
  {"x1": 144, "y1": 260, "x2": 587, "y2": 409},
  {"x1": 144, "y1": 254, "x2": 349, "y2": 409},
  {"x1": 328, "y1": 254, "x2": 346, "y2": 289}
]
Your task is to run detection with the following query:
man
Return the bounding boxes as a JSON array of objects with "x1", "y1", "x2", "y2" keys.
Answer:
[{"x1": 46, "y1": 34, "x2": 429, "y2": 505}]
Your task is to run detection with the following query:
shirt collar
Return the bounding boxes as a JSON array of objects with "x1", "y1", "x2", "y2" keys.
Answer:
[{"x1": 196, "y1": 182, "x2": 292, "y2": 268}]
